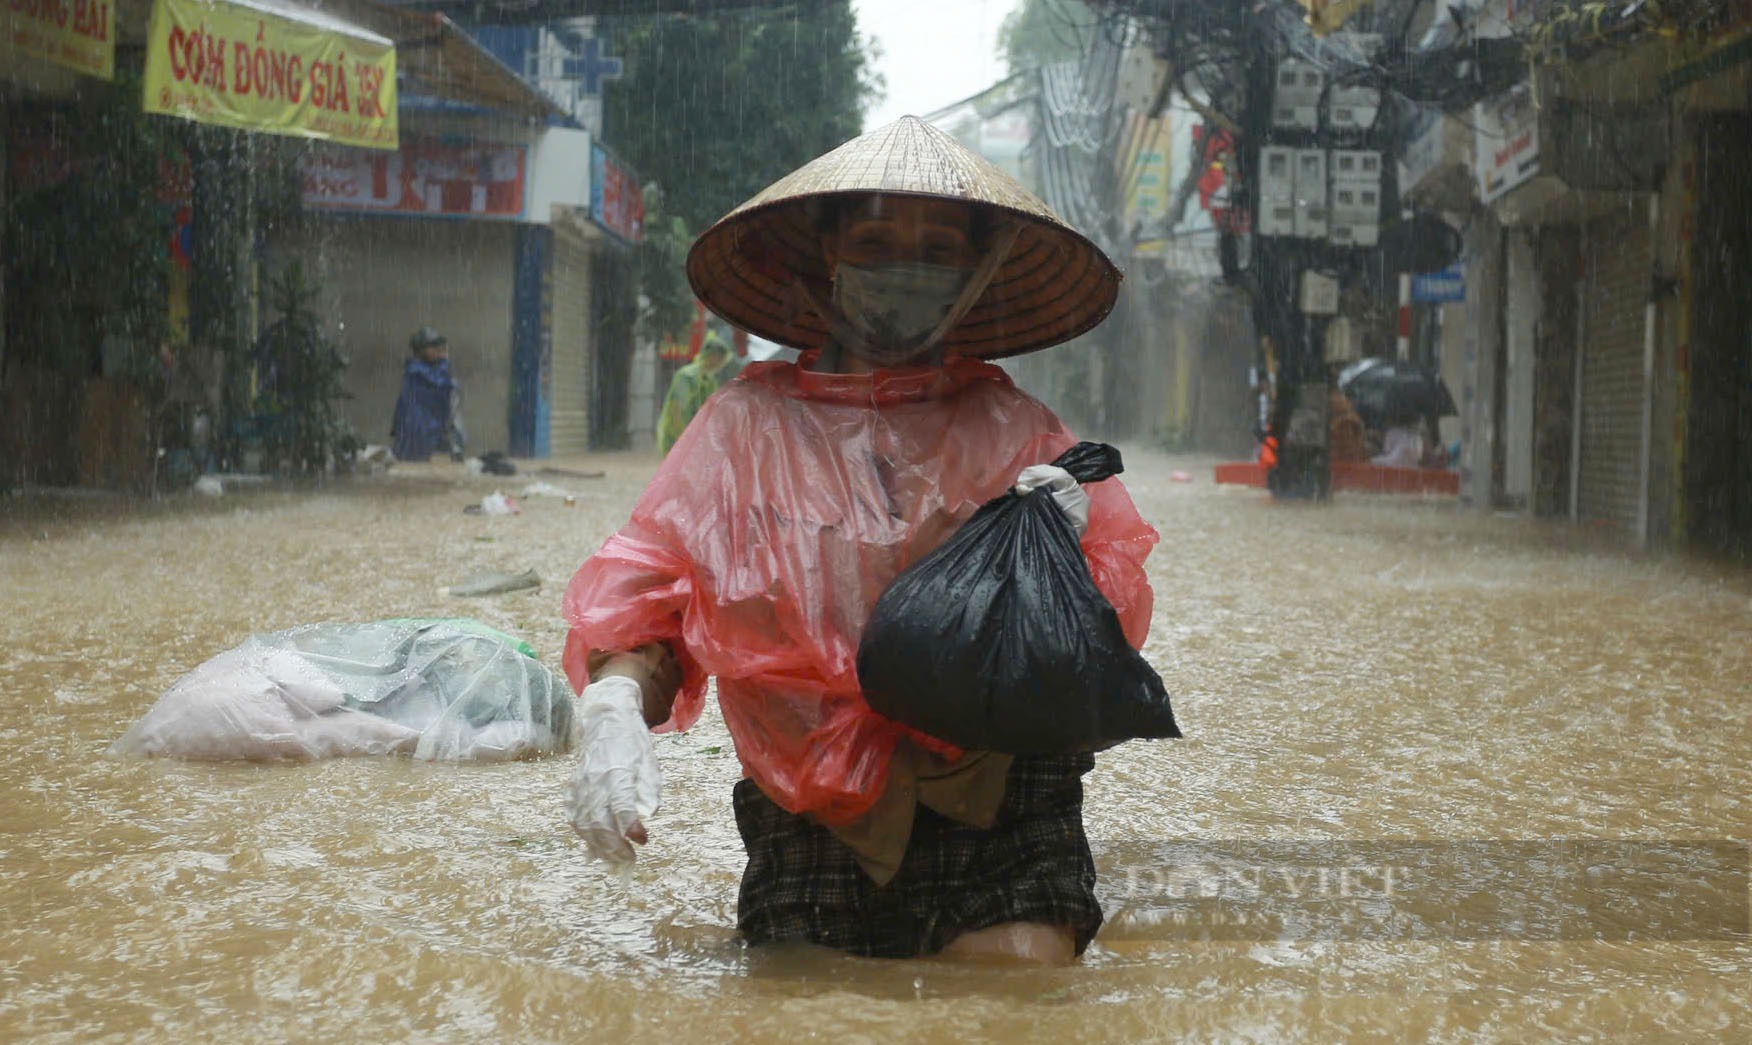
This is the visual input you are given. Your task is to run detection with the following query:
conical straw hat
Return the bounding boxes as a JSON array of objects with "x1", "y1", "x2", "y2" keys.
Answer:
[{"x1": 685, "y1": 116, "x2": 1121, "y2": 360}]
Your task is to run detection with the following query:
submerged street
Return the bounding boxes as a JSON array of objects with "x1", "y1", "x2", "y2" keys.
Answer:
[{"x1": 2, "y1": 449, "x2": 1749, "y2": 1040}]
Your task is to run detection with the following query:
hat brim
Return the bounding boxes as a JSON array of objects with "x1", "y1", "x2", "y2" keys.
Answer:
[{"x1": 686, "y1": 190, "x2": 1121, "y2": 361}]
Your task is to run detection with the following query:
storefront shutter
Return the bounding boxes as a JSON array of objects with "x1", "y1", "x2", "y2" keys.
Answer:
[
  {"x1": 1575, "y1": 209, "x2": 1648, "y2": 532},
  {"x1": 549, "y1": 222, "x2": 593, "y2": 457}
]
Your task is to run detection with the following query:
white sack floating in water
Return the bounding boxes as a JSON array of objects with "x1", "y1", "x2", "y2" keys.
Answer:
[{"x1": 109, "y1": 619, "x2": 578, "y2": 763}]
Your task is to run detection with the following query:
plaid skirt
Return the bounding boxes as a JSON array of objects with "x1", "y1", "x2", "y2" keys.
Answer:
[{"x1": 733, "y1": 753, "x2": 1102, "y2": 958}]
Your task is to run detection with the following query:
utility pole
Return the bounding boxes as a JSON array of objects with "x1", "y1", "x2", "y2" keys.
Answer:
[
  {"x1": 1089, "y1": 0, "x2": 1400, "y2": 499},
  {"x1": 1244, "y1": 31, "x2": 1331, "y2": 500}
]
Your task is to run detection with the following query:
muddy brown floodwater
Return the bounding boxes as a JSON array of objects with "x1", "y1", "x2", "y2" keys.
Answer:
[{"x1": 3, "y1": 448, "x2": 1750, "y2": 1041}]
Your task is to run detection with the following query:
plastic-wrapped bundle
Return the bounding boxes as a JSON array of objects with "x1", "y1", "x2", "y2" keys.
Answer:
[{"x1": 110, "y1": 619, "x2": 576, "y2": 762}]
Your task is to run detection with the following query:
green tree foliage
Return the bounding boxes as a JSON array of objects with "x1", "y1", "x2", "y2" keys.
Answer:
[
  {"x1": 252, "y1": 262, "x2": 358, "y2": 476},
  {"x1": 2, "y1": 71, "x2": 173, "y2": 383},
  {"x1": 635, "y1": 197, "x2": 697, "y2": 347},
  {"x1": 998, "y1": 0, "x2": 1095, "y2": 76},
  {"x1": 602, "y1": 2, "x2": 880, "y2": 339}
]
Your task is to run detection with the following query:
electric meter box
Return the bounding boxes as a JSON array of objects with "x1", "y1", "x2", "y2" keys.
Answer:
[
  {"x1": 1324, "y1": 315, "x2": 1362, "y2": 363},
  {"x1": 1329, "y1": 147, "x2": 1382, "y2": 248},
  {"x1": 1272, "y1": 59, "x2": 1323, "y2": 130},
  {"x1": 1260, "y1": 200, "x2": 1297, "y2": 237},
  {"x1": 1327, "y1": 86, "x2": 1382, "y2": 132},
  {"x1": 1259, "y1": 146, "x2": 1296, "y2": 201},
  {"x1": 1300, "y1": 269, "x2": 1340, "y2": 315},
  {"x1": 1329, "y1": 182, "x2": 1382, "y2": 246},
  {"x1": 1259, "y1": 146, "x2": 1296, "y2": 235},
  {"x1": 1330, "y1": 149, "x2": 1383, "y2": 184},
  {"x1": 1329, "y1": 222, "x2": 1380, "y2": 247}
]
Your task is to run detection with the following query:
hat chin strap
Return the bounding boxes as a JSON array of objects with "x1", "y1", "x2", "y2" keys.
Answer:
[
  {"x1": 787, "y1": 220, "x2": 1021, "y2": 368},
  {"x1": 917, "y1": 220, "x2": 1020, "y2": 357}
]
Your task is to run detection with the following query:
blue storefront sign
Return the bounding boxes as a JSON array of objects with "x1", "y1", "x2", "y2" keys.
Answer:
[{"x1": 1412, "y1": 264, "x2": 1466, "y2": 304}]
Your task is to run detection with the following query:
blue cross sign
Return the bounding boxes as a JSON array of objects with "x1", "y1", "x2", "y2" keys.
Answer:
[{"x1": 562, "y1": 38, "x2": 624, "y2": 96}]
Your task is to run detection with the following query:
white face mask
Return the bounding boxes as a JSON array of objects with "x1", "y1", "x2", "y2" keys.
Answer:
[{"x1": 830, "y1": 261, "x2": 970, "y2": 365}]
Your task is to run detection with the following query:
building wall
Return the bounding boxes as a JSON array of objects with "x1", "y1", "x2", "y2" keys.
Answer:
[
  {"x1": 272, "y1": 217, "x2": 519, "y2": 455},
  {"x1": 549, "y1": 219, "x2": 594, "y2": 456},
  {"x1": 1461, "y1": 213, "x2": 1505, "y2": 508},
  {"x1": 1436, "y1": 300, "x2": 1467, "y2": 457},
  {"x1": 627, "y1": 340, "x2": 658, "y2": 451},
  {"x1": 1189, "y1": 283, "x2": 1258, "y2": 457},
  {"x1": 1648, "y1": 133, "x2": 1690, "y2": 550},
  {"x1": 1502, "y1": 229, "x2": 1539, "y2": 507},
  {"x1": 1681, "y1": 110, "x2": 1752, "y2": 556},
  {"x1": 587, "y1": 241, "x2": 638, "y2": 450},
  {"x1": 1532, "y1": 224, "x2": 1580, "y2": 520},
  {"x1": 1125, "y1": 278, "x2": 1178, "y2": 445}
]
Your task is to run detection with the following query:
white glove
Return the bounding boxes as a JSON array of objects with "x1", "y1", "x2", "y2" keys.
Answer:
[
  {"x1": 1016, "y1": 464, "x2": 1090, "y2": 536},
  {"x1": 564, "y1": 676, "x2": 662, "y2": 864}
]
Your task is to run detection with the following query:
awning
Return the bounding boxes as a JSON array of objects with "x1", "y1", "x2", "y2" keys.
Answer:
[
  {"x1": 143, "y1": 0, "x2": 401, "y2": 149},
  {"x1": 313, "y1": 0, "x2": 564, "y2": 121}
]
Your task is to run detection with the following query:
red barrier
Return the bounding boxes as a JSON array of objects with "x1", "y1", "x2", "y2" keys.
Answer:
[{"x1": 1213, "y1": 461, "x2": 1459, "y2": 495}]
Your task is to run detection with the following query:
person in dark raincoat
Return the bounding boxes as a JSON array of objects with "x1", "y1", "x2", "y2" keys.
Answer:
[{"x1": 391, "y1": 326, "x2": 464, "y2": 462}]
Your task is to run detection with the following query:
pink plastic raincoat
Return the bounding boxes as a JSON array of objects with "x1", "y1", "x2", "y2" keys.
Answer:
[{"x1": 563, "y1": 355, "x2": 1158, "y2": 826}]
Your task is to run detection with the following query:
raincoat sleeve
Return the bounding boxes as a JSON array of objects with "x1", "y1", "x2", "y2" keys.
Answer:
[
  {"x1": 562, "y1": 519, "x2": 708, "y2": 733},
  {"x1": 993, "y1": 389, "x2": 1159, "y2": 652},
  {"x1": 561, "y1": 387, "x2": 748, "y2": 733},
  {"x1": 1081, "y1": 475, "x2": 1158, "y2": 651}
]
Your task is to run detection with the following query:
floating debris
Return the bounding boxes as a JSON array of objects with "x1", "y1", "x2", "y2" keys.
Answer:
[{"x1": 443, "y1": 568, "x2": 541, "y2": 597}]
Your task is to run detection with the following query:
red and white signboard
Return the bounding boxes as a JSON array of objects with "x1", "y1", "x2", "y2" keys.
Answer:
[
  {"x1": 590, "y1": 143, "x2": 643, "y2": 242},
  {"x1": 301, "y1": 138, "x2": 526, "y2": 218},
  {"x1": 1474, "y1": 86, "x2": 1539, "y2": 205}
]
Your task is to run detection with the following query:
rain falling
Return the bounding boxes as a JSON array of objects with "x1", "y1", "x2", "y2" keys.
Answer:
[{"x1": 3, "y1": 0, "x2": 1750, "y2": 1040}]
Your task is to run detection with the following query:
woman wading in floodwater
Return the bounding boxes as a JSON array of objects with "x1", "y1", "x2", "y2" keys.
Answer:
[{"x1": 561, "y1": 117, "x2": 1157, "y2": 963}]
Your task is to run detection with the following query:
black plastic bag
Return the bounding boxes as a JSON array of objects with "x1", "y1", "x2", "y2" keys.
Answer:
[{"x1": 857, "y1": 442, "x2": 1181, "y2": 754}]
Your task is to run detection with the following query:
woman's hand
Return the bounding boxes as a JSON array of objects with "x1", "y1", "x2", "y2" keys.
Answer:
[
  {"x1": 564, "y1": 677, "x2": 663, "y2": 863},
  {"x1": 1015, "y1": 464, "x2": 1090, "y2": 536},
  {"x1": 587, "y1": 643, "x2": 682, "y2": 727}
]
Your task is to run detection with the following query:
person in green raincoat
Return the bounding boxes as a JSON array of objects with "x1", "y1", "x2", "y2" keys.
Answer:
[{"x1": 656, "y1": 333, "x2": 734, "y2": 456}]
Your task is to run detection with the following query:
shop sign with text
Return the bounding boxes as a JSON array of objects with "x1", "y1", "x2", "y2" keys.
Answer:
[
  {"x1": 1474, "y1": 86, "x2": 1538, "y2": 204},
  {"x1": 4, "y1": 0, "x2": 115, "y2": 79},
  {"x1": 143, "y1": 0, "x2": 397, "y2": 150},
  {"x1": 1412, "y1": 264, "x2": 1466, "y2": 304},
  {"x1": 300, "y1": 139, "x2": 527, "y2": 219},
  {"x1": 590, "y1": 143, "x2": 643, "y2": 242}
]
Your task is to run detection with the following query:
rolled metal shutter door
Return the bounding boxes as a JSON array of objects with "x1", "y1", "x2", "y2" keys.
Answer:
[
  {"x1": 1576, "y1": 209, "x2": 1648, "y2": 532},
  {"x1": 549, "y1": 222, "x2": 593, "y2": 457}
]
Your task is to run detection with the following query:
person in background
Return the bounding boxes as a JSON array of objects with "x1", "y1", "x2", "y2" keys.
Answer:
[
  {"x1": 391, "y1": 326, "x2": 464, "y2": 462},
  {"x1": 655, "y1": 331, "x2": 733, "y2": 457},
  {"x1": 1329, "y1": 385, "x2": 1368, "y2": 463},
  {"x1": 1372, "y1": 416, "x2": 1427, "y2": 468}
]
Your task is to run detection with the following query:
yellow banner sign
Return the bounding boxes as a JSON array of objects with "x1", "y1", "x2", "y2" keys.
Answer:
[
  {"x1": 1297, "y1": 0, "x2": 1372, "y2": 36},
  {"x1": 1122, "y1": 114, "x2": 1172, "y2": 258},
  {"x1": 4, "y1": 0, "x2": 116, "y2": 79},
  {"x1": 143, "y1": 0, "x2": 397, "y2": 150}
]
